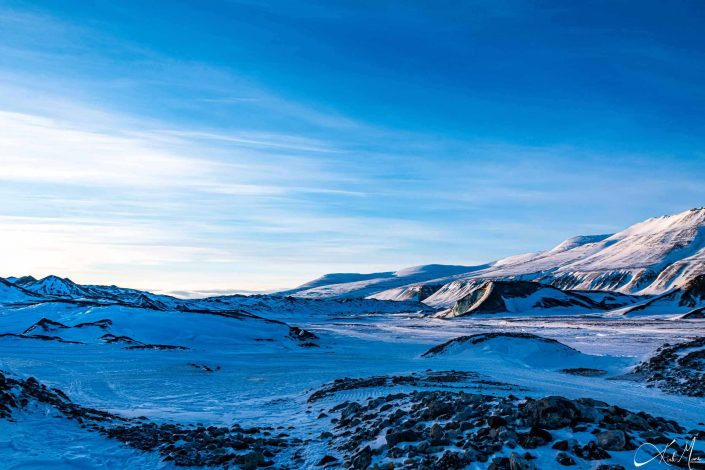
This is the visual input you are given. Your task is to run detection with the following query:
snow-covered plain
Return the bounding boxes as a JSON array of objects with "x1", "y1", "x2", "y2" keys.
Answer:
[{"x1": 1, "y1": 292, "x2": 704, "y2": 468}]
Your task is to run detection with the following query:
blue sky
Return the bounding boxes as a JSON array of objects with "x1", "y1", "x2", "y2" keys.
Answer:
[{"x1": 1, "y1": 0, "x2": 704, "y2": 295}]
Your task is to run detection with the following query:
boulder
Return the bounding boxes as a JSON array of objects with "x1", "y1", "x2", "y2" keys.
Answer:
[
  {"x1": 386, "y1": 429, "x2": 420, "y2": 446},
  {"x1": 596, "y1": 430, "x2": 626, "y2": 450},
  {"x1": 522, "y1": 397, "x2": 577, "y2": 429}
]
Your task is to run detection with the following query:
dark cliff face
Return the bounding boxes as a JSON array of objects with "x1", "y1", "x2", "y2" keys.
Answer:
[
  {"x1": 680, "y1": 274, "x2": 705, "y2": 307},
  {"x1": 446, "y1": 281, "x2": 537, "y2": 317},
  {"x1": 443, "y1": 280, "x2": 604, "y2": 318}
]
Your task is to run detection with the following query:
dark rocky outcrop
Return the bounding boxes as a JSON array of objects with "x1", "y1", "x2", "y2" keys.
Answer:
[
  {"x1": 627, "y1": 337, "x2": 705, "y2": 397},
  {"x1": 323, "y1": 390, "x2": 695, "y2": 469},
  {"x1": 288, "y1": 326, "x2": 319, "y2": 347},
  {"x1": 439, "y1": 280, "x2": 603, "y2": 318},
  {"x1": 0, "y1": 333, "x2": 83, "y2": 344},
  {"x1": 307, "y1": 370, "x2": 519, "y2": 402},
  {"x1": 560, "y1": 368, "x2": 608, "y2": 376}
]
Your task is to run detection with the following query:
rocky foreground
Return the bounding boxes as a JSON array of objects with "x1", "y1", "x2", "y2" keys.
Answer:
[
  {"x1": 323, "y1": 391, "x2": 705, "y2": 469},
  {"x1": 3, "y1": 369, "x2": 704, "y2": 469}
]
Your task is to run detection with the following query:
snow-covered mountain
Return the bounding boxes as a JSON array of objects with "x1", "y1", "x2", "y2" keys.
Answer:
[
  {"x1": 0, "y1": 278, "x2": 42, "y2": 305},
  {"x1": 4, "y1": 207, "x2": 705, "y2": 319},
  {"x1": 0, "y1": 275, "x2": 435, "y2": 319},
  {"x1": 607, "y1": 273, "x2": 705, "y2": 318},
  {"x1": 20, "y1": 275, "x2": 88, "y2": 297},
  {"x1": 290, "y1": 208, "x2": 705, "y2": 310},
  {"x1": 279, "y1": 264, "x2": 486, "y2": 299}
]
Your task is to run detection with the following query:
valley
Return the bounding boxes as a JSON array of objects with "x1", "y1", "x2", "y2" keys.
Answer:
[{"x1": 1, "y1": 207, "x2": 705, "y2": 469}]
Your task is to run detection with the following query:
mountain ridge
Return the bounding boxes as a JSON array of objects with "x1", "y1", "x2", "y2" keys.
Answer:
[{"x1": 286, "y1": 207, "x2": 705, "y2": 307}]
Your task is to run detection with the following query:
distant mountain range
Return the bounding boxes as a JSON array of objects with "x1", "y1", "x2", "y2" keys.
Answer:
[
  {"x1": 0, "y1": 274, "x2": 434, "y2": 319},
  {"x1": 282, "y1": 207, "x2": 705, "y2": 317},
  {"x1": 2, "y1": 207, "x2": 705, "y2": 319}
]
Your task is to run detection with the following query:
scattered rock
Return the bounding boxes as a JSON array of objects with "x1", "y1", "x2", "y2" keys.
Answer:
[
  {"x1": 629, "y1": 337, "x2": 705, "y2": 397},
  {"x1": 560, "y1": 368, "x2": 608, "y2": 377},
  {"x1": 555, "y1": 452, "x2": 576, "y2": 466}
]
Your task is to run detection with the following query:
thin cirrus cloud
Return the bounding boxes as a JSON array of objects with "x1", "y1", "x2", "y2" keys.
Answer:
[
  {"x1": 2, "y1": 2, "x2": 705, "y2": 294},
  {"x1": 0, "y1": 101, "x2": 455, "y2": 292}
]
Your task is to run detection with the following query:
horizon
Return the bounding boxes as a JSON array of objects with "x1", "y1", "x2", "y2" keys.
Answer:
[
  {"x1": 2, "y1": 1, "x2": 705, "y2": 294},
  {"x1": 5, "y1": 204, "x2": 704, "y2": 298}
]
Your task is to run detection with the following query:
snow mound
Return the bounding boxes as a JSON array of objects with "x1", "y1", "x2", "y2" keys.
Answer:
[{"x1": 421, "y1": 333, "x2": 628, "y2": 371}]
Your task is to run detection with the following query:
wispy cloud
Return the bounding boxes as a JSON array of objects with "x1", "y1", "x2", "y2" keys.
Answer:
[
  {"x1": 0, "y1": 100, "x2": 456, "y2": 291},
  {"x1": 2, "y1": 2, "x2": 705, "y2": 293}
]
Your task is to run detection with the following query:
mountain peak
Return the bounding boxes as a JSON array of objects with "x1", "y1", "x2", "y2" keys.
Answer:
[
  {"x1": 24, "y1": 275, "x2": 84, "y2": 297},
  {"x1": 549, "y1": 234, "x2": 612, "y2": 253},
  {"x1": 13, "y1": 275, "x2": 37, "y2": 286}
]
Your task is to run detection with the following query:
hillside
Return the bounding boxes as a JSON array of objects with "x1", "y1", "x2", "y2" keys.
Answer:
[{"x1": 288, "y1": 208, "x2": 705, "y2": 310}]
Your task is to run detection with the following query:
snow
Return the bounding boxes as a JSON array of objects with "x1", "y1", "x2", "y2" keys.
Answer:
[
  {"x1": 0, "y1": 279, "x2": 41, "y2": 304},
  {"x1": 0, "y1": 408, "x2": 165, "y2": 469},
  {"x1": 0, "y1": 292, "x2": 704, "y2": 467},
  {"x1": 547, "y1": 234, "x2": 613, "y2": 253},
  {"x1": 282, "y1": 264, "x2": 485, "y2": 299},
  {"x1": 22, "y1": 275, "x2": 85, "y2": 297}
]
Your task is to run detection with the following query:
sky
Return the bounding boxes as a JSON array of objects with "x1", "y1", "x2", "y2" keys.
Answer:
[{"x1": 1, "y1": 0, "x2": 704, "y2": 296}]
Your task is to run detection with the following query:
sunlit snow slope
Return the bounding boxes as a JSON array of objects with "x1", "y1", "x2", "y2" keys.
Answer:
[{"x1": 289, "y1": 208, "x2": 705, "y2": 308}]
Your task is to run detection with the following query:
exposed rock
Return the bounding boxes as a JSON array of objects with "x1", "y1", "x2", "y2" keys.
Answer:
[
  {"x1": 386, "y1": 429, "x2": 420, "y2": 446},
  {"x1": 349, "y1": 446, "x2": 372, "y2": 469},
  {"x1": 573, "y1": 441, "x2": 610, "y2": 460},
  {"x1": 488, "y1": 415, "x2": 507, "y2": 428},
  {"x1": 560, "y1": 368, "x2": 608, "y2": 376},
  {"x1": 326, "y1": 389, "x2": 688, "y2": 469},
  {"x1": 0, "y1": 333, "x2": 84, "y2": 344},
  {"x1": 434, "y1": 450, "x2": 467, "y2": 469},
  {"x1": 518, "y1": 427, "x2": 552, "y2": 448},
  {"x1": 288, "y1": 326, "x2": 319, "y2": 347},
  {"x1": 307, "y1": 370, "x2": 484, "y2": 402},
  {"x1": 318, "y1": 455, "x2": 339, "y2": 466},
  {"x1": 628, "y1": 337, "x2": 705, "y2": 397},
  {"x1": 509, "y1": 452, "x2": 537, "y2": 470},
  {"x1": 100, "y1": 334, "x2": 142, "y2": 345},
  {"x1": 596, "y1": 430, "x2": 626, "y2": 450},
  {"x1": 22, "y1": 318, "x2": 69, "y2": 334},
  {"x1": 0, "y1": 371, "x2": 290, "y2": 467},
  {"x1": 556, "y1": 452, "x2": 576, "y2": 466},
  {"x1": 521, "y1": 396, "x2": 577, "y2": 429},
  {"x1": 123, "y1": 344, "x2": 189, "y2": 351}
]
